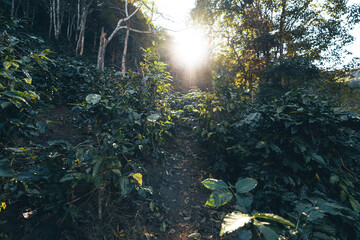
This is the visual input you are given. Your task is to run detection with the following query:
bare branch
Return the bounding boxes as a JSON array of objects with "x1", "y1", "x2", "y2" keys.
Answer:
[
  {"x1": 125, "y1": 0, "x2": 128, "y2": 16},
  {"x1": 128, "y1": 27, "x2": 155, "y2": 34},
  {"x1": 107, "y1": 3, "x2": 143, "y2": 43}
]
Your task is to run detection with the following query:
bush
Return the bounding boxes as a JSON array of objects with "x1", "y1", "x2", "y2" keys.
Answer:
[{"x1": 195, "y1": 89, "x2": 360, "y2": 239}]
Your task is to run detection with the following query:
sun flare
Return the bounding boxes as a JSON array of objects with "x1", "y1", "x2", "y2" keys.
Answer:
[{"x1": 173, "y1": 28, "x2": 209, "y2": 67}]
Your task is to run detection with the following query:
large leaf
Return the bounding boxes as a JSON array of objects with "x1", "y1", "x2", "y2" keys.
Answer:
[
  {"x1": 256, "y1": 224, "x2": 279, "y2": 240},
  {"x1": 311, "y1": 153, "x2": 326, "y2": 165},
  {"x1": 0, "y1": 158, "x2": 13, "y2": 177},
  {"x1": 59, "y1": 173, "x2": 83, "y2": 182},
  {"x1": 202, "y1": 178, "x2": 228, "y2": 190},
  {"x1": 130, "y1": 173, "x2": 143, "y2": 185},
  {"x1": 236, "y1": 193, "x2": 253, "y2": 210},
  {"x1": 349, "y1": 196, "x2": 360, "y2": 213},
  {"x1": 237, "y1": 229, "x2": 252, "y2": 240},
  {"x1": 147, "y1": 113, "x2": 161, "y2": 123},
  {"x1": 254, "y1": 213, "x2": 295, "y2": 227},
  {"x1": 236, "y1": 178, "x2": 258, "y2": 193},
  {"x1": 86, "y1": 94, "x2": 101, "y2": 104},
  {"x1": 206, "y1": 188, "x2": 233, "y2": 207},
  {"x1": 220, "y1": 212, "x2": 253, "y2": 236}
]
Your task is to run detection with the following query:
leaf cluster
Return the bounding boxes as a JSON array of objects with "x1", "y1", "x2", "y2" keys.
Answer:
[{"x1": 193, "y1": 88, "x2": 360, "y2": 239}]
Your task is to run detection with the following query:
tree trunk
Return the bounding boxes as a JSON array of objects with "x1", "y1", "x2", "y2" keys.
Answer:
[
  {"x1": 279, "y1": 0, "x2": 287, "y2": 87},
  {"x1": 93, "y1": 29, "x2": 97, "y2": 50},
  {"x1": 52, "y1": 0, "x2": 57, "y2": 39},
  {"x1": 67, "y1": 11, "x2": 71, "y2": 41},
  {"x1": 49, "y1": 0, "x2": 53, "y2": 38},
  {"x1": 279, "y1": 0, "x2": 287, "y2": 59},
  {"x1": 95, "y1": 0, "x2": 150, "y2": 72},
  {"x1": 31, "y1": 8, "x2": 36, "y2": 26},
  {"x1": 121, "y1": 28, "x2": 130, "y2": 75},
  {"x1": 55, "y1": 0, "x2": 60, "y2": 39},
  {"x1": 76, "y1": 3, "x2": 90, "y2": 56},
  {"x1": 11, "y1": 0, "x2": 15, "y2": 17},
  {"x1": 15, "y1": 1, "x2": 20, "y2": 16},
  {"x1": 76, "y1": 0, "x2": 80, "y2": 41},
  {"x1": 97, "y1": 27, "x2": 107, "y2": 71}
]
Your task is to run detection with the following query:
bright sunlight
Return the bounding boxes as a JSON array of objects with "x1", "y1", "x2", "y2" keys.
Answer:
[{"x1": 173, "y1": 28, "x2": 209, "y2": 68}]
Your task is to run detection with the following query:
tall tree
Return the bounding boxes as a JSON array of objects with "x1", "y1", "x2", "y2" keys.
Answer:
[
  {"x1": 192, "y1": 0, "x2": 356, "y2": 90},
  {"x1": 76, "y1": 0, "x2": 93, "y2": 56},
  {"x1": 96, "y1": 0, "x2": 155, "y2": 72}
]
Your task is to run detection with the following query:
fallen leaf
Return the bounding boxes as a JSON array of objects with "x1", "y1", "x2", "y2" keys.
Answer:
[{"x1": 188, "y1": 232, "x2": 201, "y2": 239}]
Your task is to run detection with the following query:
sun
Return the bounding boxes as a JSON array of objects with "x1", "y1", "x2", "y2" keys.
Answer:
[{"x1": 173, "y1": 28, "x2": 209, "y2": 68}]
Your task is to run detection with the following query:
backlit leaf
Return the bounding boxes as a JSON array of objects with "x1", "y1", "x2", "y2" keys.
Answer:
[
  {"x1": 147, "y1": 113, "x2": 161, "y2": 122},
  {"x1": 131, "y1": 173, "x2": 143, "y2": 185},
  {"x1": 3, "y1": 61, "x2": 11, "y2": 69},
  {"x1": 206, "y1": 188, "x2": 233, "y2": 207},
  {"x1": 202, "y1": 178, "x2": 228, "y2": 190},
  {"x1": 86, "y1": 94, "x2": 101, "y2": 104},
  {"x1": 254, "y1": 213, "x2": 295, "y2": 227},
  {"x1": 220, "y1": 212, "x2": 253, "y2": 236}
]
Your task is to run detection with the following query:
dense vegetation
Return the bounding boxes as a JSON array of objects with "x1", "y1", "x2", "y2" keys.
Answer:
[{"x1": 1, "y1": 0, "x2": 360, "y2": 240}]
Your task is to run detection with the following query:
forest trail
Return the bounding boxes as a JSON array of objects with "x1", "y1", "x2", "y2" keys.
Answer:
[
  {"x1": 16, "y1": 104, "x2": 229, "y2": 239},
  {"x1": 147, "y1": 122, "x2": 223, "y2": 240}
]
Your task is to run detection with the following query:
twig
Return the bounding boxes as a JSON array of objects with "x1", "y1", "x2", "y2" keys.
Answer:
[
  {"x1": 65, "y1": 188, "x2": 96, "y2": 205},
  {"x1": 338, "y1": 153, "x2": 360, "y2": 178}
]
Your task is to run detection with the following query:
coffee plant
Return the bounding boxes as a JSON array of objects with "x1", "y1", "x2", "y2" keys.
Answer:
[{"x1": 193, "y1": 88, "x2": 360, "y2": 239}]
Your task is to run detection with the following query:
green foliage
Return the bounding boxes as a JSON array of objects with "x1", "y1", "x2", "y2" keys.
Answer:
[
  {"x1": 195, "y1": 88, "x2": 360, "y2": 239},
  {"x1": 0, "y1": 30, "x2": 174, "y2": 238},
  {"x1": 201, "y1": 177, "x2": 294, "y2": 239},
  {"x1": 192, "y1": 0, "x2": 355, "y2": 92},
  {"x1": 0, "y1": 30, "x2": 50, "y2": 141}
]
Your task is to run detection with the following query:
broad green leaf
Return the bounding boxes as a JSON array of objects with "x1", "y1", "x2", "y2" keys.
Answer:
[
  {"x1": 119, "y1": 177, "x2": 131, "y2": 196},
  {"x1": 59, "y1": 173, "x2": 82, "y2": 182},
  {"x1": 0, "y1": 158, "x2": 13, "y2": 177},
  {"x1": 254, "y1": 213, "x2": 295, "y2": 227},
  {"x1": 206, "y1": 188, "x2": 233, "y2": 207},
  {"x1": 236, "y1": 193, "x2": 253, "y2": 209},
  {"x1": 245, "y1": 112, "x2": 261, "y2": 122},
  {"x1": 36, "y1": 122, "x2": 46, "y2": 134},
  {"x1": 311, "y1": 153, "x2": 326, "y2": 165},
  {"x1": 220, "y1": 212, "x2": 253, "y2": 236},
  {"x1": 22, "y1": 56, "x2": 31, "y2": 63},
  {"x1": 349, "y1": 196, "x2": 360, "y2": 213},
  {"x1": 160, "y1": 221, "x2": 166, "y2": 232},
  {"x1": 0, "y1": 101, "x2": 11, "y2": 109},
  {"x1": 202, "y1": 178, "x2": 228, "y2": 190},
  {"x1": 256, "y1": 224, "x2": 279, "y2": 240},
  {"x1": 269, "y1": 144, "x2": 282, "y2": 154},
  {"x1": 92, "y1": 158, "x2": 103, "y2": 177},
  {"x1": 86, "y1": 94, "x2": 101, "y2": 104},
  {"x1": 312, "y1": 232, "x2": 335, "y2": 240},
  {"x1": 3, "y1": 61, "x2": 11, "y2": 69},
  {"x1": 147, "y1": 113, "x2": 161, "y2": 122},
  {"x1": 236, "y1": 178, "x2": 258, "y2": 193},
  {"x1": 237, "y1": 229, "x2": 252, "y2": 240},
  {"x1": 307, "y1": 210, "x2": 325, "y2": 221},
  {"x1": 111, "y1": 169, "x2": 121, "y2": 175}
]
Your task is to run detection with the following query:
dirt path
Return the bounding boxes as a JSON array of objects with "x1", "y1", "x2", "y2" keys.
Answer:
[{"x1": 148, "y1": 123, "x2": 224, "y2": 240}]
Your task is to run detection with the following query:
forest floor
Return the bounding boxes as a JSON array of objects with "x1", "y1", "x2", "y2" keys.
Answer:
[
  {"x1": 29, "y1": 104, "x2": 234, "y2": 240},
  {"x1": 145, "y1": 122, "x2": 224, "y2": 240}
]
